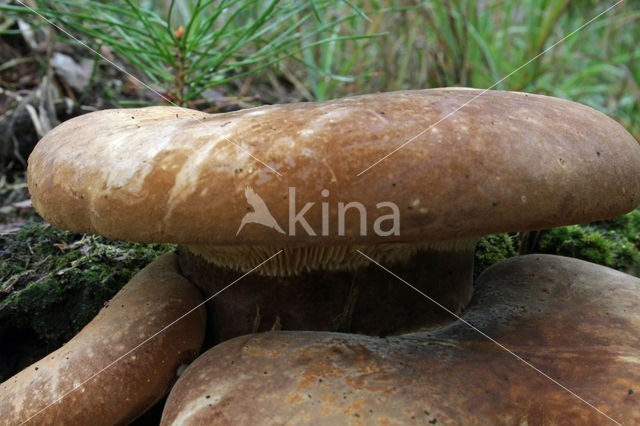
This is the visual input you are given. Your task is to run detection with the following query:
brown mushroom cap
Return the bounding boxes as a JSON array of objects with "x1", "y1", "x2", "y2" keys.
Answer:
[
  {"x1": 27, "y1": 88, "x2": 640, "y2": 333},
  {"x1": 160, "y1": 254, "x2": 640, "y2": 425},
  {"x1": 0, "y1": 253, "x2": 206, "y2": 425},
  {"x1": 28, "y1": 89, "x2": 640, "y2": 249}
]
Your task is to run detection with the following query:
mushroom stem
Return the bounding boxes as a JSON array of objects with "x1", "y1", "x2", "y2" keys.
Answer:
[{"x1": 177, "y1": 239, "x2": 477, "y2": 342}]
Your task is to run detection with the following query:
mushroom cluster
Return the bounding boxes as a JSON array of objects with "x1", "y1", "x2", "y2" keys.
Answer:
[{"x1": 4, "y1": 88, "x2": 640, "y2": 423}]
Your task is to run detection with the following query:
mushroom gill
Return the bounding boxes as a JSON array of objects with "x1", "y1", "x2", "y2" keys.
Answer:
[{"x1": 183, "y1": 238, "x2": 478, "y2": 276}]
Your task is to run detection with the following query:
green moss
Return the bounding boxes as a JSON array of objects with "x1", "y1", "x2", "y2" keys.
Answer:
[
  {"x1": 0, "y1": 222, "x2": 174, "y2": 380},
  {"x1": 540, "y1": 225, "x2": 613, "y2": 264},
  {"x1": 538, "y1": 208, "x2": 640, "y2": 276},
  {"x1": 473, "y1": 233, "x2": 518, "y2": 279},
  {"x1": 593, "y1": 208, "x2": 640, "y2": 244}
]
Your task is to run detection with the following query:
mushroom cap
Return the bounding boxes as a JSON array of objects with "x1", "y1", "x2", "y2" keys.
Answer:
[
  {"x1": 160, "y1": 254, "x2": 640, "y2": 425},
  {"x1": 28, "y1": 89, "x2": 640, "y2": 245},
  {"x1": 0, "y1": 253, "x2": 206, "y2": 425}
]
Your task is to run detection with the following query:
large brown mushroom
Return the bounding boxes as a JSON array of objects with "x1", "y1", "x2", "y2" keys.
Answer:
[
  {"x1": 26, "y1": 88, "x2": 640, "y2": 342},
  {"x1": 0, "y1": 253, "x2": 206, "y2": 425},
  {"x1": 160, "y1": 254, "x2": 640, "y2": 425}
]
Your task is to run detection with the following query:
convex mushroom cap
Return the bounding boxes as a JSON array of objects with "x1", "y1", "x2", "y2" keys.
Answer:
[
  {"x1": 27, "y1": 88, "x2": 640, "y2": 275},
  {"x1": 27, "y1": 89, "x2": 640, "y2": 332}
]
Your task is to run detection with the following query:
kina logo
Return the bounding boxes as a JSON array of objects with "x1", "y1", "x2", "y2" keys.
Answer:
[{"x1": 236, "y1": 186, "x2": 401, "y2": 238}]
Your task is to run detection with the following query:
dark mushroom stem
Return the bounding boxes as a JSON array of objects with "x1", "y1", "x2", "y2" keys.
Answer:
[{"x1": 178, "y1": 238, "x2": 477, "y2": 343}]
